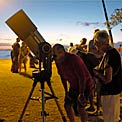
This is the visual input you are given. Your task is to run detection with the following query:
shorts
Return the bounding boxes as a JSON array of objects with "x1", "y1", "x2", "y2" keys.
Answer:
[{"x1": 64, "y1": 88, "x2": 79, "y2": 105}]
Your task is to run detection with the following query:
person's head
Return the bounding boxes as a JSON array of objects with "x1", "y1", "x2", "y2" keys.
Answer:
[
  {"x1": 53, "y1": 44, "x2": 66, "y2": 62},
  {"x1": 22, "y1": 42, "x2": 27, "y2": 47},
  {"x1": 70, "y1": 42, "x2": 73, "y2": 47},
  {"x1": 80, "y1": 38, "x2": 87, "y2": 45},
  {"x1": 16, "y1": 37, "x2": 20, "y2": 42},
  {"x1": 94, "y1": 30, "x2": 109, "y2": 51},
  {"x1": 93, "y1": 28, "x2": 100, "y2": 34}
]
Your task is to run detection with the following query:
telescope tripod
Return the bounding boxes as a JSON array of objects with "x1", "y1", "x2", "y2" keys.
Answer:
[{"x1": 18, "y1": 70, "x2": 66, "y2": 122}]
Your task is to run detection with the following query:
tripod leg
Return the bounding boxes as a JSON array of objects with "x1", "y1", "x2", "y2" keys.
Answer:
[
  {"x1": 48, "y1": 84, "x2": 67, "y2": 122},
  {"x1": 41, "y1": 88, "x2": 46, "y2": 122},
  {"x1": 18, "y1": 79, "x2": 37, "y2": 122}
]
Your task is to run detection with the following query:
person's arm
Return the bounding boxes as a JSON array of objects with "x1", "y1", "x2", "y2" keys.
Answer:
[
  {"x1": 27, "y1": 48, "x2": 30, "y2": 55},
  {"x1": 61, "y1": 77, "x2": 68, "y2": 94},
  {"x1": 77, "y1": 74, "x2": 86, "y2": 96},
  {"x1": 55, "y1": 62, "x2": 68, "y2": 94},
  {"x1": 93, "y1": 65, "x2": 112, "y2": 84},
  {"x1": 87, "y1": 42, "x2": 90, "y2": 52}
]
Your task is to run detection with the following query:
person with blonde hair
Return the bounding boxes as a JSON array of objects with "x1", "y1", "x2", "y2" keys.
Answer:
[
  {"x1": 18, "y1": 42, "x2": 30, "y2": 73},
  {"x1": 93, "y1": 30, "x2": 122, "y2": 122}
]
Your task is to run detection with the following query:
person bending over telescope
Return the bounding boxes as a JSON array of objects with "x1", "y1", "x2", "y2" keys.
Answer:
[{"x1": 52, "y1": 44, "x2": 94, "y2": 122}]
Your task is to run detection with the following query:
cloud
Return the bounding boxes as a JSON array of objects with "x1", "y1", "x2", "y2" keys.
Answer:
[
  {"x1": 0, "y1": 43, "x2": 11, "y2": 46},
  {"x1": 76, "y1": 21, "x2": 105, "y2": 27},
  {"x1": 0, "y1": 43, "x2": 12, "y2": 50},
  {"x1": 0, "y1": 38, "x2": 12, "y2": 41},
  {"x1": 0, "y1": 38, "x2": 14, "y2": 45}
]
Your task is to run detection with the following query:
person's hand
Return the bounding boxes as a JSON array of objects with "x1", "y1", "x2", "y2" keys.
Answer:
[
  {"x1": 77, "y1": 94, "x2": 87, "y2": 107},
  {"x1": 93, "y1": 68, "x2": 100, "y2": 77}
]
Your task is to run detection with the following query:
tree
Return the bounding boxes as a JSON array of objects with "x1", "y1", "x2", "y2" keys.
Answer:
[{"x1": 109, "y1": 8, "x2": 122, "y2": 29}]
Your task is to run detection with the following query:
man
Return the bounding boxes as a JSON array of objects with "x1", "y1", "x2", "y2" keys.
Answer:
[
  {"x1": 116, "y1": 44, "x2": 122, "y2": 52},
  {"x1": 11, "y1": 37, "x2": 20, "y2": 73},
  {"x1": 77, "y1": 38, "x2": 87, "y2": 52},
  {"x1": 93, "y1": 30, "x2": 122, "y2": 122},
  {"x1": 53, "y1": 44, "x2": 94, "y2": 122},
  {"x1": 68, "y1": 42, "x2": 74, "y2": 53}
]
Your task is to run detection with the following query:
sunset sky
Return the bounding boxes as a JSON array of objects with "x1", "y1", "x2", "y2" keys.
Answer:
[{"x1": 0, "y1": 0, "x2": 122, "y2": 49}]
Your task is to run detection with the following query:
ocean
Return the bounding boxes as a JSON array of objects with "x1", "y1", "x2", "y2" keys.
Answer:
[
  {"x1": 0, "y1": 49, "x2": 122, "y2": 59},
  {"x1": 0, "y1": 50, "x2": 11, "y2": 59}
]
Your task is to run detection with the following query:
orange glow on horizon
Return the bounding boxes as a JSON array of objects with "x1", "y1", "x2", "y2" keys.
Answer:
[{"x1": 0, "y1": 46, "x2": 12, "y2": 50}]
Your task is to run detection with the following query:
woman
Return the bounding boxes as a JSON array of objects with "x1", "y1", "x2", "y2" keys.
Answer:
[
  {"x1": 93, "y1": 30, "x2": 122, "y2": 122},
  {"x1": 18, "y1": 42, "x2": 30, "y2": 73}
]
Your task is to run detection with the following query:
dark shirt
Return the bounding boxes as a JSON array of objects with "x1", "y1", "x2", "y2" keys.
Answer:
[
  {"x1": 100, "y1": 48, "x2": 122, "y2": 95},
  {"x1": 88, "y1": 39, "x2": 96, "y2": 50},
  {"x1": 12, "y1": 42, "x2": 20, "y2": 57},
  {"x1": 55, "y1": 53, "x2": 94, "y2": 90},
  {"x1": 77, "y1": 51, "x2": 100, "y2": 76}
]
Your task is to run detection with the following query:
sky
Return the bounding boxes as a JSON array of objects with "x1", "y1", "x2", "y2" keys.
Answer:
[{"x1": 0, "y1": 0, "x2": 122, "y2": 49}]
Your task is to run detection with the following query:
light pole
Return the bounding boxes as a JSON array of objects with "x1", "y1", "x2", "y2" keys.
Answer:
[{"x1": 102, "y1": 0, "x2": 114, "y2": 47}]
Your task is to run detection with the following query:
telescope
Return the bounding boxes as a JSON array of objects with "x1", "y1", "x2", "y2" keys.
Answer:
[
  {"x1": 6, "y1": 9, "x2": 51, "y2": 59},
  {"x1": 5, "y1": 9, "x2": 66, "y2": 122},
  {"x1": 6, "y1": 9, "x2": 52, "y2": 76}
]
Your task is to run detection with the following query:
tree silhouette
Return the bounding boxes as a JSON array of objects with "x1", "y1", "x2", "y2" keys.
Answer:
[{"x1": 109, "y1": 8, "x2": 122, "y2": 29}]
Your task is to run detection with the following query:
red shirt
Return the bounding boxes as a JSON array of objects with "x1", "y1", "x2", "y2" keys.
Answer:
[
  {"x1": 116, "y1": 46, "x2": 122, "y2": 52},
  {"x1": 55, "y1": 53, "x2": 94, "y2": 90}
]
